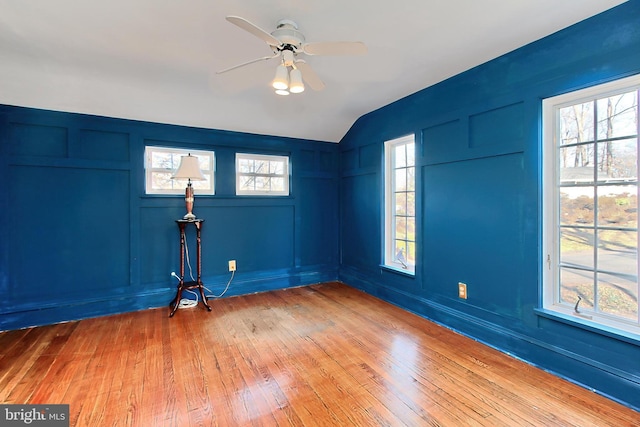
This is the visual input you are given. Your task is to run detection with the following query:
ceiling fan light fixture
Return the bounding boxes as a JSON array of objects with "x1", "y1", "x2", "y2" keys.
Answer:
[
  {"x1": 289, "y1": 68, "x2": 305, "y2": 93},
  {"x1": 275, "y1": 89, "x2": 290, "y2": 96},
  {"x1": 272, "y1": 64, "x2": 289, "y2": 90}
]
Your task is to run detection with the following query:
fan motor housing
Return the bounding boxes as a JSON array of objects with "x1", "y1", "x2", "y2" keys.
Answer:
[{"x1": 271, "y1": 20, "x2": 305, "y2": 49}]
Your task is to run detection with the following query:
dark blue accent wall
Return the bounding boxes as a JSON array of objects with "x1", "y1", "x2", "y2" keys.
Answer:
[
  {"x1": 339, "y1": 1, "x2": 640, "y2": 412},
  {"x1": 0, "y1": 107, "x2": 339, "y2": 331}
]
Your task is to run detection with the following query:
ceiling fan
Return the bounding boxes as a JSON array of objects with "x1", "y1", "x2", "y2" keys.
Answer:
[{"x1": 216, "y1": 16, "x2": 367, "y2": 95}]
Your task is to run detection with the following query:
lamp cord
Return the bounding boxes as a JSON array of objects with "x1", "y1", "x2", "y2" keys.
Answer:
[
  {"x1": 183, "y1": 236, "x2": 196, "y2": 282},
  {"x1": 175, "y1": 234, "x2": 234, "y2": 308}
]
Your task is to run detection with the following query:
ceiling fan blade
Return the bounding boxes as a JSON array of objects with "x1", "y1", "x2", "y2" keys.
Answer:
[
  {"x1": 216, "y1": 53, "x2": 280, "y2": 74},
  {"x1": 303, "y1": 41, "x2": 367, "y2": 56},
  {"x1": 295, "y1": 60, "x2": 325, "y2": 91},
  {"x1": 226, "y1": 16, "x2": 281, "y2": 47}
]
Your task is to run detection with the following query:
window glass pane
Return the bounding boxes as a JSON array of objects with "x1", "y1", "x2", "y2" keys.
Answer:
[
  {"x1": 198, "y1": 157, "x2": 211, "y2": 171},
  {"x1": 407, "y1": 217, "x2": 415, "y2": 242},
  {"x1": 596, "y1": 91, "x2": 638, "y2": 140},
  {"x1": 255, "y1": 176, "x2": 268, "y2": 191},
  {"x1": 560, "y1": 268, "x2": 594, "y2": 309},
  {"x1": 395, "y1": 217, "x2": 407, "y2": 240},
  {"x1": 395, "y1": 169, "x2": 406, "y2": 191},
  {"x1": 270, "y1": 161, "x2": 283, "y2": 174},
  {"x1": 560, "y1": 189, "x2": 595, "y2": 226},
  {"x1": 597, "y1": 139, "x2": 637, "y2": 181},
  {"x1": 560, "y1": 144, "x2": 595, "y2": 183},
  {"x1": 597, "y1": 273, "x2": 638, "y2": 321},
  {"x1": 407, "y1": 167, "x2": 415, "y2": 191},
  {"x1": 151, "y1": 171, "x2": 176, "y2": 190},
  {"x1": 395, "y1": 145, "x2": 407, "y2": 168},
  {"x1": 597, "y1": 230, "x2": 637, "y2": 273},
  {"x1": 406, "y1": 192, "x2": 415, "y2": 216},
  {"x1": 192, "y1": 177, "x2": 211, "y2": 191},
  {"x1": 559, "y1": 102, "x2": 594, "y2": 145},
  {"x1": 238, "y1": 159, "x2": 252, "y2": 173},
  {"x1": 151, "y1": 152, "x2": 175, "y2": 169},
  {"x1": 407, "y1": 241, "x2": 416, "y2": 265},
  {"x1": 597, "y1": 186, "x2": 638, "y2": 228},
  {"x1": 271, "y1": 177, "x2": 284, "y2": 191},
  {"x1": 395, "y1": 193, "x2": 407, "y2": 215},
  {"x1": 254, "y1": 160, "x2": 268, "y2": 173},
  {"x1": 406, "y1": 143, "x2": 415, "y2": 166},
  {"x1": 239, "y1": 175, "x2": 254, "y2": 191},
  {"x1": 395, "y1": 240, "x2": 408, "y2": 265},
  {"x1": 560, "y1": 228, "x2": 594, "y2": 269}
]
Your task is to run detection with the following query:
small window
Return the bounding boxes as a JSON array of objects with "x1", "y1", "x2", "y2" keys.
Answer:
[
  {"x1": 543, "y1": 74, "x2": 639, "y2": 336},
  {"x1": 384, "y1": 135, "x2": 416, "y2": 274},
  {"x1": 236, "y1": 153, "x2": 290, "y2": 195},
  {"x1": 144, "y1": 146, "x2": 215, "y2": 195}
]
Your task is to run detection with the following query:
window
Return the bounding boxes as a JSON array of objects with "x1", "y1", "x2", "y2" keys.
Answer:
[
  {"x1": 236, "y1": 153, "x2": 289, "y2": 195},
  {"x1": 543, "y1": 75, "x2": 639, "y2": 336},
  {"x1": 144, "y1": 146, "x2": 215, "y2": 195},
  {"x1": 384, "y1": 135, "x2": 416, "y2": 274}
]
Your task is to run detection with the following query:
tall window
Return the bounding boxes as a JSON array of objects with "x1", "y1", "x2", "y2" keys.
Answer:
[
  {"x1": 543, "y1": 75, "x2": 639, "y2": 336},
  {"x1": 236, "y1": 153, "x2": 290, "y2": 195},
  {"x1": 384, "y1": 135, "x2": 416, "y2": 274},
  {"x1": 144, "y1": 146, "x2": 215, "y2": 195}
]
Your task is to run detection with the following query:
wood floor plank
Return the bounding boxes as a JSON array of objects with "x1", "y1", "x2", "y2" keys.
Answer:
[
  {"x1": 284, "y1": 287, "x2": 506, "y2": 426},
  {"x1": 314, "y1": 287, "x2": 536, "y2": 426},
  {"x1": 0, "y1": 282, "x2": 638, "y2": 426},
  {"x1": 312, "y1": 283, "x2": 636, "y2": 426}
]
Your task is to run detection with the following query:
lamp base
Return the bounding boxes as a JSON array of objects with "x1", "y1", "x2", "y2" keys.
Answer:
[{"x1": 183, "y1": 212, "x2": 196, "y2": 220}]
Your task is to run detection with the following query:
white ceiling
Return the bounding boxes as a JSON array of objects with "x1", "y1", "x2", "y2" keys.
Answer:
[{"x1": 0, "y1": 0, "x2": 627, "y2": 143}]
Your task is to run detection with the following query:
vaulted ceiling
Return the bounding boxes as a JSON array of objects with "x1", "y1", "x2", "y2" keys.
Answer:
[{"x1": 0, "y1": 0, "x2": 627, "y2": 142}]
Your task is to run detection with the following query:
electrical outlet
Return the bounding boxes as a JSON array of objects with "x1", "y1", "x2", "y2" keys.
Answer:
[
  {"x1": 458, "y1": 282, "x2": 468, "y2": 299},
  {"x1": 228, "y1": 260, "x2": 236, "y2": 272}
]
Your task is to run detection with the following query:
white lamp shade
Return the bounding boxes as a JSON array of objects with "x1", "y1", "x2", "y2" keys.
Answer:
[
  {"x1": 272, "y1": 64, "x2": 289, "y2": 90},
  {"x1": 275, "y1": 89, "x2": 290, "y2": 96},
  {"x1": 172, "y1": 154, "x2": 206, "y2": 181},
  {"x1": 289, "y1": 68, "x2": 305, "y2": 93}
]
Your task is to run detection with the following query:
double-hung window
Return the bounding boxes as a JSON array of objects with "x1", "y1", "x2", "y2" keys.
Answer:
[
  {"x1": 384, "y1": 135, "x2": 416, "y2": 274},
  {"x1": 144, "y1": 146, "x2": 215, "y2": 195},
  {"x1": 542, "y1": 75, "x2": 640, "y2": 336}
]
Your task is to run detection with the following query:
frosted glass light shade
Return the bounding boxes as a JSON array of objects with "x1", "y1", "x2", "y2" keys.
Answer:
[
  {"x1": 272, "y1": 65, "x2": 289, "y2": 90},
  {"x1": 289, "y1": 68, "x2": 304, "y2": 93}
]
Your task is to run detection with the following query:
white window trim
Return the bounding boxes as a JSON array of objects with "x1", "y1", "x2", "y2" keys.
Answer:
[
  {"x1": 144, "y1": 146, "x2": 215, "y2": 195},
  {"x1": 236, "y1": 153, "x2": 290, "y2": 196},
  {"x1": 384, "y1": 134, "x2": 416, "y2": 274},
  {"x1": 542, "y1": 74, "x2": 640, "y2": 337}
]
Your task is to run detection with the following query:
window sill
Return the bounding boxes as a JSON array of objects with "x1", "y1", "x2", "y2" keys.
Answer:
[
  {"x1": 380, "y1": 264, "x2": 415, "y2": 278},
  {"x1": 534, "y1": 308, "x2": 640, "y2": 347}
]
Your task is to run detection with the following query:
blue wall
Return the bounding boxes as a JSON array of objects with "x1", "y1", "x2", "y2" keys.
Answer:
[
  {"x1": 0, "y1": 107, "x2": 339, "y2": 330},
  {"x1": 339, "y1": 1, "x2": 640, "y2": 411}
]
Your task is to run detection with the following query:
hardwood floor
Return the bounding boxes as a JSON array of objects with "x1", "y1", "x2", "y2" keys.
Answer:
[{"x1": 0, "y1": 282, "x2": 637, "y2": 426}]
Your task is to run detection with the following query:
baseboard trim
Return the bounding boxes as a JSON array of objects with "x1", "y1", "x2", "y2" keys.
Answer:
[{"x1": 1, "y1": 268, "x2": 339, "y2": 331}]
